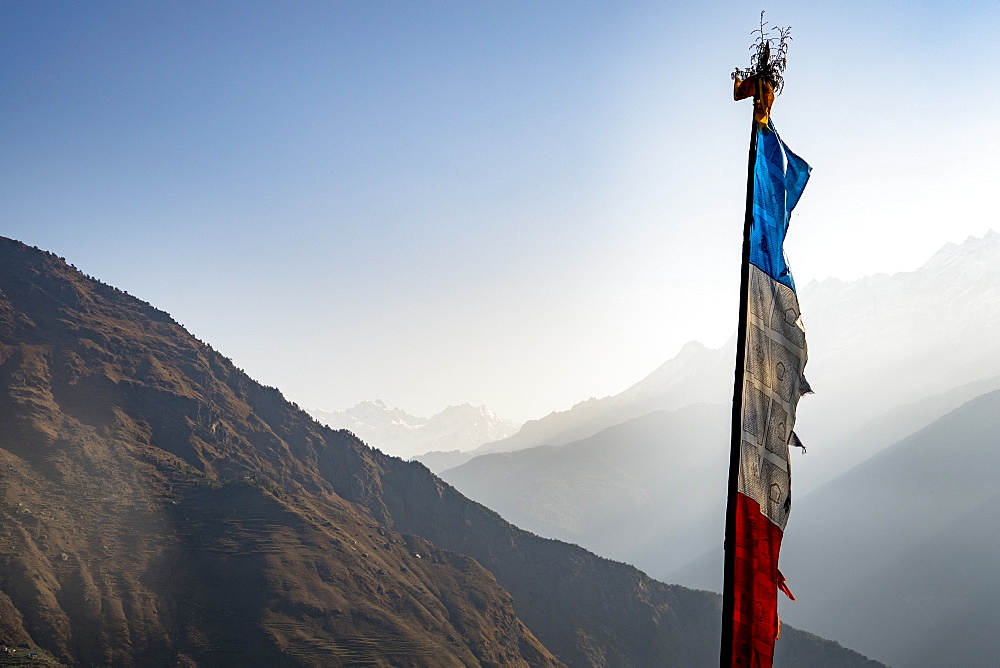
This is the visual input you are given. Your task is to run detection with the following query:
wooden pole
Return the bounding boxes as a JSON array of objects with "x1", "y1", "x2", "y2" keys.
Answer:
[{"x1": 720, "y1": 118, "x2": 758, "y2": 667}]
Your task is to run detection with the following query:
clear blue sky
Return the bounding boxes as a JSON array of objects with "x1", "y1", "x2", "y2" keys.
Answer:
[{"x1": 3, "y1": 1, "x2": 998, "y2": 421}]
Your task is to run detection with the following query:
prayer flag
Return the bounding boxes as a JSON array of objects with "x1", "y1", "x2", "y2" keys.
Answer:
[{"x1": 724, "y1": 120, "x2": 810, "y2": 667}]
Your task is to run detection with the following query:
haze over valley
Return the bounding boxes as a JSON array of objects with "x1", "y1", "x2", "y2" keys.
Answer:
[
  {"x1": 298, "y1": 232, "x2": 1000, "y2": 665},
  {"x1": 431, "y1": 232, "x2": 1000, "y2": 667}
]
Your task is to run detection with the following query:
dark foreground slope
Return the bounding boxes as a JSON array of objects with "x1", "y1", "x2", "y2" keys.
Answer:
[
  {"x1": 0, "y1": 238, "x2": 879, "y2": 667},
  {"x1": 0, "y1": 239, "x2": 557, "y2": 667}
]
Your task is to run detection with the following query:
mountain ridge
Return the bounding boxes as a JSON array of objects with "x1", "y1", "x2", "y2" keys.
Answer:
[
  {"x1": 440, "y1": 403, "x2": 730, "y2": 576},
  {"x1": 779, "y1": 387, "x2": 1000, "y2": 667},
  {"x1": 0, "y1": 236, "x2": 881, "y2": 666},
  {"x1": 440, "y1": 230, "x2": 1000, "y2": 490},
  {"x1": 675, "y1": 387, "x2": 1000, "y2": 667},
  {"x1": 310, "y1": 400, "x2": 519, "y2": 460},
  {"x1": 418, "y1": 341, "x2": 733, "y2": 472}
]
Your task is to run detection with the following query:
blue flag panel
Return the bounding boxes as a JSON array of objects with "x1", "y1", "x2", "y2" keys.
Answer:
[{"x1": 749, "y1": 122, "x2": 811, "y2": 290}]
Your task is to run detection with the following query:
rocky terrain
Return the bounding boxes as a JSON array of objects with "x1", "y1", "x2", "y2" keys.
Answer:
[{"x1": 0, "y1": 237, "x2": 881, "y2": 666}]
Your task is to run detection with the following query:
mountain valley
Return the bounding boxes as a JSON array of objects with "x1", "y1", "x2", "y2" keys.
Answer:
[{"x1": 0, "y1": 237, "x2": 882, "y2": 666}]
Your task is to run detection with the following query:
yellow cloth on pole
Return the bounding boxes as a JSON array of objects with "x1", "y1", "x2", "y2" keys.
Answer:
[{"x1": 733, "y1": 76, "x2": 775, "y2": 126}]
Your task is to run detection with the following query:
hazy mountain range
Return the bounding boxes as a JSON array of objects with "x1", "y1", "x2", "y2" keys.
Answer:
[
  {"x1": 791, "y1": 230, "x2": 1000, "y2": 491},
  {"x1": 0, "y1": 237, "x2": 882, "y2": 666},
  {"x1": 433, "y1": 231, "x2": 1000, "y2": 486},
  {"x1": 677, "y1": 388, "x2": 1000, "y2": 668},
  {"x1": 441, "y1": 404, "x2": 730, "y2": 577},
  {"x1": 416, "y1": 340, "x2": 733, "y2": 472},
  {"x1": 437, "y1": 231, "x2": 1000, "y2": 664},
  {"x1": 309, "y1": 400, "x2": 520, "y2": 460}
]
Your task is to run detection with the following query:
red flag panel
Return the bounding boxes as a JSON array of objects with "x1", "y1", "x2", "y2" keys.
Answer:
[{"x1": 728, "y1": 492, "x2": 784, "y2": 668}]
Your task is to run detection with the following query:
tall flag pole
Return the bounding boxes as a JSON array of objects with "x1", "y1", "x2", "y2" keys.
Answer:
[{"x1": 721, "y1": 14, "x2": 812, "y2": 668}]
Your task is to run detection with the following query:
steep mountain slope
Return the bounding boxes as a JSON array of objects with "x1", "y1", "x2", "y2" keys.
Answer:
[
  {"x1": 0, "y1": 240, "x2": 557, "y2": 667},
  {"x1": 310, "y1": 400, "x2": 519, "y2": 460},
  {"x1": 0, "y1": 237, "x2": 881, "y2": 666},
  {"x1": 344, "y1": 436, "x2": 880, "y2": 668}
]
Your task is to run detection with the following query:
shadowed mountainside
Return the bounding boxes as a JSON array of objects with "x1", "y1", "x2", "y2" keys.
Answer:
[
  {"x1": 441, "y1": 374, "x2": 1000, "y2": 588},
  {"x1": 0, "y1": 237, "x2": 881, "y2": 666},
  {"x1": 675, "y1": 389, "x2": 1000, "y2": 668},
  {"x1": 778, "y1": 388, "x2": 1000, "y2": 668},
  {"x1": 0, "y1": 239, "x2": 557, "y2": 667}
]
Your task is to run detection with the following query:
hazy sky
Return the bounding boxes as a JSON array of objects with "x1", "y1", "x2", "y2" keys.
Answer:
[{"x1": 3, "y1": 1, "x2": 998, "y2": 421}]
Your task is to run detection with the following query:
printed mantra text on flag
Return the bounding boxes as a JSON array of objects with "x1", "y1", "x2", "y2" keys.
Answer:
[{"x1": 729, "y1": 121, "x2": 810, "y2": 667}]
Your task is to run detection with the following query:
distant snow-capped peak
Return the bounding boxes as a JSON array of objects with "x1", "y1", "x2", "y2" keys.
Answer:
[{"x1": 309, "y1": 401, "x2": 520, "y2": 460}]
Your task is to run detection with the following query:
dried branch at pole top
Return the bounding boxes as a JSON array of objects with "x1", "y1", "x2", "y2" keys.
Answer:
[{"x1": 731, "y1": 11, "x2": 793, "y2": 95}]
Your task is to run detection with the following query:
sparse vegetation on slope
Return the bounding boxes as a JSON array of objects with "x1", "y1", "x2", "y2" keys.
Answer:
[{"x1": 0, "y1": 237, "x2": 882, "y2": 667}]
